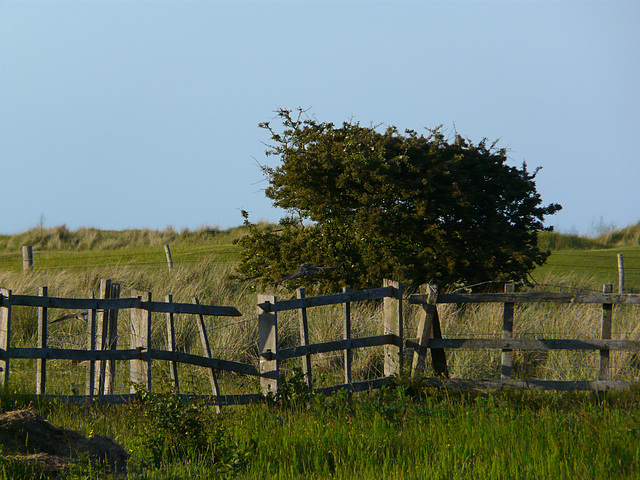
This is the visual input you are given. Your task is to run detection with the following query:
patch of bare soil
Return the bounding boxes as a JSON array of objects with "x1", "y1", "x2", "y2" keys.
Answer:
[{"x1": 0, "y1": 407, "x2": 129, "y2": 477}]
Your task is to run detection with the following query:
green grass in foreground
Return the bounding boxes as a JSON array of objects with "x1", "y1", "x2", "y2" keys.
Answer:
[{"x1": 2, "y1": 380, "x2": 640, "y2": 480}]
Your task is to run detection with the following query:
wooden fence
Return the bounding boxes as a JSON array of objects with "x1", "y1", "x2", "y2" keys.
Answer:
[
  {"x1": 1, "y1": 279, "x2": 640, "y2": 405},
  {"x1": 407, "y1": 283, "x2": 640, "y2": 391}
]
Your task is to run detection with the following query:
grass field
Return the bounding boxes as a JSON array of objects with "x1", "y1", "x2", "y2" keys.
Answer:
[{"x1": 0, "y1": 223, "x2": 639, "y2": 479}]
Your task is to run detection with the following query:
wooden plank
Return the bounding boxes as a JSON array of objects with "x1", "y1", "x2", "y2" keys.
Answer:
[
  {"x1": 409, "y1": 292, "x2": 640, "y2": 305},
  {"x1": 383, "y1": 279, "x2": 403, "y2": 377},
  {"x1": 0, "y1": 288, "x2": 12, "y2": 389},
  {"x1": 314, "y1": 377, "x2": 394, "y2": 395},
  {"x1": 420, "y1": 377, "x2": 637, "y2": 392},
  {"x1": 147, "y1": 301, "x2": 241, "y2": 317},
  {"x1": 164, "y1": 244, "x2": 174, "y2": 272},
  {"x1": 267, "y1": 334, "x2": 400, "y2": 361},
  {"x1": 104, "y1": 283, "x2": 120, "y2": 395},
  {"x1": 411, "y1": 284, "x2": 437, "y2": 378},
  {"x1": 258, "y1": 294, "x2": 279, "y2": 395},
  {"x1": 165, "y1": 294, "x2": 180, "y2": 393},
  {"x1": 501, "y1": 282, "x2": 515, "y2": 380},
  {"x1": 297, "y1": 288, "x2": 313, "y2": 389},
  {"x1": 130, "y1": 290, "x2": 152, "y2": 393},
  {"x1": 599, "y1": 284, "x2": 614, "y2": 381},
  {"x1": 9, "y1": 347, "x2": 261, "y2": 376},
  {"x1": 10, "y1": 295, "x2": 141, "y2": 310},
  {"x1": 343, "y1": 286, "x2": 352, "y2": 385},
  {"x1": 10, "y1": 347, "x2": 144, "y2": 361},
  {"x1": 405, "y1": 338, "x2": 640, "y2": 352},
  {"x1": 259, "y1": 286, "x2": 395, "y2": 312},
  {"x1": 36, "y1": 287, "x2": 48, "y2": 395},
  {"x1": 194, "y1": 297, "x2": 221, "y2": 407}
]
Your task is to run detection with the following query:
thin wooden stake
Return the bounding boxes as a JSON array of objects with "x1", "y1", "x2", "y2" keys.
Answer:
[
  {"x1": 85, "y1": 299, "x2": 97, "y2": 398},
  {"x1": 194, "y1": 297, "x2": 221, "y2": 409},
  {"x1": 165, "y1": 294, "x2": 180, "y2": 393},
  {"x1": 95, "y1": 279, "x2": 111, "y2": 396},
  {"x1": 36, "y1": 286, "x2": 48, "y2": 395},
  {"x1": 104, "y1": 283, "x2": 120, "y2": 395},
  {"x1": 164, "y1": 244, "x2": 174, "y2": 272},
  {"x1": 599, "y1": 284, "x2": 613, "y2": 381},
  {"x1": 343, "y1": 286, "x2": 352, "y2": 384},
  {"x1": 0, "y1": 288, "x2": 12, "y2": 390},
  {"x1": 501, "y1": 282, "x2": 515, "y2": 380},
  {"x1": 618, "y1": 254, "x2": 625, "y2": 293},
  {"x1": 297, "y1": 288, "x2": 313, "y2": 389}
]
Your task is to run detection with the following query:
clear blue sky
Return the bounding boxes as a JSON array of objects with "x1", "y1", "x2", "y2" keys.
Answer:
[{"x1": 2, "y1": 1, "x2": 638, "y2": 235}]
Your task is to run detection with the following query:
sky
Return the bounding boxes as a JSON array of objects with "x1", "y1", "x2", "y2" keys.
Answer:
[{"x1": 1, "y1": 0, "x2": 639, "y2": 236}]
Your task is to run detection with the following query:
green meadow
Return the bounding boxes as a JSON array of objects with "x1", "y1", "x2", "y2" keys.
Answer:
[{"x1": 0, "y1": 222, "x2": 639, "y2": 479}]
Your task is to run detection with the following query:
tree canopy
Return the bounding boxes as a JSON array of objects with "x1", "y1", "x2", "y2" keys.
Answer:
[{"x1": 236, "y1": 108, "x2": 562, "y2": 291}]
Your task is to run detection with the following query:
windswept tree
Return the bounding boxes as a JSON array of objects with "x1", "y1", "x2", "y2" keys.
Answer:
[{"x1": 236, "y1": 108, "x2": 561, "y2": 291}]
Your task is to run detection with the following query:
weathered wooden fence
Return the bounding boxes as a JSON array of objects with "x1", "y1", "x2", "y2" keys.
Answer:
[
  {"x1": 1, "y1": 279, "x2": 640, "y2": 405},
  {"x1": 0, "y1": 279, "x2": 261, "y2": 405},
  {"x1": 407, "y1": 283, "x2": 640, "y2": 391}
]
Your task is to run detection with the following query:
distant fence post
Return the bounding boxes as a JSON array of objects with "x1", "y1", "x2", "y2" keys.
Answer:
[
  {"x1": 599, "y1": 284, "x2": 614, "y2": 381},
  {"x1": 296, "y1": 288, "x2": 313, "y2": 389},
  {"x1": 343, "y1": 286, "x2": 352, "y2": 385},
  {"x1": 0, "y1": 288, "x2": 12, "y2": 389},
  {"x1": 383, "y1": 279, "x2": 403, "y2": 377},
  {"x1": 21, "y1": 246, "x2": 33, "y2": 272},
  {"x1": 165, "y1": 294, "x2": 180, "y2": 393},
  {"x1": 618, "y1": 254, "x2": 625, "y2": 293},
  {"x1": 36, "y1": 286, "x2": 48, "y2": 395},
  {"x1": 501, "y1": 282, "x2": 515, "y2": 379},
  {"x1": 130, "y1": 290, "x2": 152, "y2": 393},
  {"x1": 164, "y1": 245, "x2": 174, "y2": 272},
  {"x1": 258, "y1": 294, "x2": 279, "y2": 396}
]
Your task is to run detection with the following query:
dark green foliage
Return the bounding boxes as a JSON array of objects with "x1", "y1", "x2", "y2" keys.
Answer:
[
  {"x1": 237, "y1": 108, "x2": 561, "y2": 291},
  {"x1": 130, "y1": 388, "x2": 254, "y2": 474}
]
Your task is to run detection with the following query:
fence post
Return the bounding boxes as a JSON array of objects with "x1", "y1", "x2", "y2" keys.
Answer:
[
  {"x1": 164, "y1": 244, "x2": 174, "y2": 272},
  {"x1": 343, "y1": 286, "x2": 352, "y2": 385},
  {"x1": 501, "y1": 282, "x2": 515, "y2": 380},
  {"x1": 194, "y1": 297, "x2": 221, "y2": 411},
  {"x1": 130, "y1": 290, "x2": 152, "y2": 393},
  {"x1": 383, "y1": 279, "x2": 403, "y2": 377},
  {"x1": 84, "y1": 300, "x2": 97, "y2": 398},
  {"x1": 165, "y1": 294, "x2": 180, "y2": 393},
  {"x1": 21, "y1": 246, "x2": 33, "y2": 272},
  {"x1": 258, "y1": 294, "x2": 279, "y2": 396},
  {"x1": 599, "y1": 284, "x2": 613, "y2": 381},
  {"x1": 36, "y1": 287, "x2": 48, "y2": 395},
  {"x1": 94, "y1": 279, "x2": 111, "y2": 396},
  {"x1": 296, "y1": 288, "x2": 313, "y2": 389},
  {"x1": 618, "y1": 254, "x2": 625, "y2": 293},
  {"x1": 0, "y1": 288, "x2": 12, "y2": 389},
  {"x1": 411, "y1": 284, "x2": 437, "y2": 378},
  {"x1": 104, "y1": 283, "x2": 120, "y2": 395}
]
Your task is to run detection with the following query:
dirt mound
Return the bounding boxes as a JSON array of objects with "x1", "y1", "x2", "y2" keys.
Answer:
[{"x1": 0, "y1": 407, "x2": 129, "y2": 477}]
